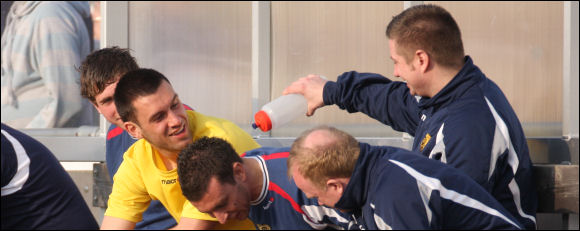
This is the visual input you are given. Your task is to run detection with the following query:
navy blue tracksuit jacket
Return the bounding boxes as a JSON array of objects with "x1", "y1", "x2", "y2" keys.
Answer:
[
  {"x1": 1, "y1": 123, "x2": 99, "y2": 229},
  {"x1": 323, "y1": 56, "x2": 536, "y2": 229},
  {"x1": 335, "y1": 143, "x2": 522, "y2": 230}
]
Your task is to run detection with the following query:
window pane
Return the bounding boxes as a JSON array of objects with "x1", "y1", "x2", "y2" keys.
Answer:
[
  {"x1": 128, "y1": 1, "x2": 253, "y2": 131},
  {"x1": 431, "y1": 1, "x2": 564, "y2": 136},
  {"x1": 271, "y1": 1, "x2": 404, "y2": 137}
]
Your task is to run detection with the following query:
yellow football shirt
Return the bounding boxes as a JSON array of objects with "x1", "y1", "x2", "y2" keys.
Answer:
[{"x1": 105, "y1": 110, "x2": 260, "y2": 229}]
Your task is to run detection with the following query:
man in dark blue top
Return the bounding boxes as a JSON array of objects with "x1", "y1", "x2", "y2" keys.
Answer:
[
  {"x1": 1, "y1": 123, "x2": 99, "y2": 230},
  {"x1": 283, "y1": 4, "x2": 536, "y2": 229},
  {"x1": 288, "y1": 125, "x2": 522, "y2": 230},
  {"x1": 177, "y1": 137, "x2": 350, "y2": 230}
]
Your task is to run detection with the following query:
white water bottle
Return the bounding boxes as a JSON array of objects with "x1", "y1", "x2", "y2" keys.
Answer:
[{"x1": 252, "y1": 94, "x2": 307, "y2": 132}]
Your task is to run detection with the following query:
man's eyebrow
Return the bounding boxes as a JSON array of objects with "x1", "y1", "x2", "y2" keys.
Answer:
[
  {"x1": 148, "y1": 109, "x2": 165, "y2": 123},
  {"x1": 99, "y1": 96, "x2": 113, "y2": 105},
  {"x1": 147, "y1": 94, "x2": 179, "y2": 123}
]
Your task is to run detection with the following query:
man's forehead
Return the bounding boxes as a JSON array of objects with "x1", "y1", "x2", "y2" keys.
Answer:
[
  {"x1": 132, "y1": 91, "x2": 177, "y2": 108},
  {"x1": 292, "y1": 166, "x2": 313, "y2": 190},
  {"x1": 131, "y1": 83, "x2": 177, "y2": 114},
  {"x1": 97, "y1": 74, "x2": 122, "y2": 94},
  {"x1": 196, "y1": 177, "x2": 229, "y2": 209},
  {"x1": 388, "y1": 39, "x2": 399, "y2": 52},
  {"x1": 96, "y1": 81, "x2": 117, "y2": 99}
]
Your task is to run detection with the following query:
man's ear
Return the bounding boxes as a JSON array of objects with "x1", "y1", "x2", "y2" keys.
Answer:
[
  {"x1": 415, "y1": 49, "x2": 430, "y2": 73},
  {"x1": 233, "y1": 162, "x2": 246, "y2": 182},
  {"x1": 124, "y1": 121, "x2": 143, "y2": 139},
  {"x1": 326, "y1": 178, "x2": 345, "y2": 196}
]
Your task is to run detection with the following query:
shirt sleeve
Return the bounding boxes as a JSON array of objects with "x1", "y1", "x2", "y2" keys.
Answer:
[
  {"x1": 104, "y1": 153, "x2": 151, "y2": 223},
  {"x1": 323, "y1": 71, "x2": 421, "y2": 135},
  {"x1": 105, "y1": 126, "x2": 136, "y2": 181},
  {"x1": 27, "y1": 3, "x2": 90, "y2": 128},
  {"x1": 1, "y1": 133, "x2": 17, "y2": 189}
]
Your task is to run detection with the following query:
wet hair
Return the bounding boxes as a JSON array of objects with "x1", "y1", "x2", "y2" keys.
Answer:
[
  {"x1": 386, "y1": 4, "x2": 464, "y2": 68},
  {"x1": 177, "y1": 137, "x2": 242, "y2": 202},
  {"x1": 79, "y1": 46, "x2": 139, "y2": 104}
]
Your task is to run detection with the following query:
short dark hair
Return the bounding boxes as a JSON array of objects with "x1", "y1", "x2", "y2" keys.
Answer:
[
  {"x1": 386, "y1": 4, "x2": 464, "y2": 68},
  {"x1": 114, "y1": 68, "x2": 170, "y2": 123},
  {"x1": 177, "y1": 137, "x2": 243, "y2": 202},
  {"x1": 79, "y1": 46, "x2": 139, "y2": 104}
]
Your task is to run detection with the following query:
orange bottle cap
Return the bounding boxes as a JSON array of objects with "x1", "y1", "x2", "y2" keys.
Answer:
[{"x1": 254, "y1": 110, "x2": 272, "y2": 132}]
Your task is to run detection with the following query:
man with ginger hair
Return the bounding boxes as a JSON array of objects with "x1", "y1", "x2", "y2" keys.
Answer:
[{"x1": 287, "y1": 125, "x2": 522, "y2": 230}]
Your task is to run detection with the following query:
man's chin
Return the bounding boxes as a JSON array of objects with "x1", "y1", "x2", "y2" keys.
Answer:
[
  {"x1": 174, "y1": 141, "x2": 192, "y2": 153},
  {"x1": 236, "y1": 211, "x2": 249, "y2": 220},
  {"x1": 112, "y1": 121, "x2": 124, "y2": 129}
]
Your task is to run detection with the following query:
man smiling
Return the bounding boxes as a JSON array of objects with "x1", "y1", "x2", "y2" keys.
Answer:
[
  {"x1": 80, "y1": 47, "x2": 194, "y2": 229},
  {"x1": 100, "y1": 68, "x2": 260, "y2": 230},
  {"x1": 283, "y1": 4, "x2": 536, "y2": 229}
]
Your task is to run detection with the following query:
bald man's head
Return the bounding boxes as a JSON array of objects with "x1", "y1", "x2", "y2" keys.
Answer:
[
  {"x1": 301, "y1": 128, "x2": 336, "y2": 150},
  {"x1": 287, "y1": 126, "x2": 360, "y2": 188}
]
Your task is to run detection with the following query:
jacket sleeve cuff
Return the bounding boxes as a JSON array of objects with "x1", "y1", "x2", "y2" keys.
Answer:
[{"x1": 323, "y1": 81, "x2": 338, "y2": 106}]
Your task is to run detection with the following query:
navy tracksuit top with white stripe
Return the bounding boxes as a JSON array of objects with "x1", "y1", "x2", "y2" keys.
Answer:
[
  {"x1": 335, "y1": 142, "x2": 522, "y2": 230},
  {"x1": 1, "y1": 123, "x2": 99, "y2": 229},
  {"x1": 242, "y1": 147, "x2": 350, "y2": 230},
  {"x1": 323, "y1": 56, "x2": 536, "y2": 229}
]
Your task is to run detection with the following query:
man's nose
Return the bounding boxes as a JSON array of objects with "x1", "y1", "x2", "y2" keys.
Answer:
[
  {"x1": 167, "y1": 110, "x2": 181, "y2": 127},
  {"x1": 214, "y1": 212, "x2": 229, "y2": 224}
]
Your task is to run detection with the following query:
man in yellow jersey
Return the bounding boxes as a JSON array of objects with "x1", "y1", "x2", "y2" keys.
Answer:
[{"x1": 100, "y1": 68, "x2": 260, "y2": 230}]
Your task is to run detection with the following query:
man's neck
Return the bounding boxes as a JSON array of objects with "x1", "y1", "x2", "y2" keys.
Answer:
[
  {"x1": 157, "y1": 148, "x2": 179, "y2": 171},
  {"x1": 427, "y1": 65, "x2": 462, "y2": 98},
  {"x1": 243, "y1": 158, "x2": 264, "y2": 203}
]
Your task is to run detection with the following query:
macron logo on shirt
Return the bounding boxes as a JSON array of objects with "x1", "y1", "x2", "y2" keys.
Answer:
[{"x1": 161, "y1": 179, "x2": 177, "y2": 184}]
